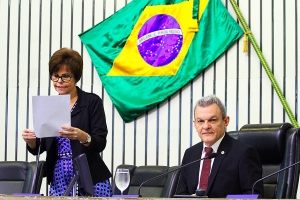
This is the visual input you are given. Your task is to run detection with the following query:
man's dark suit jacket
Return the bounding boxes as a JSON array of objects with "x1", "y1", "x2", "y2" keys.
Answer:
[
  {"x1": 176, "y1": 133, "x2": 264, "y2": 198},
  {"x1": 28, "y1": 86, "x2": 112, "y2": 185}
]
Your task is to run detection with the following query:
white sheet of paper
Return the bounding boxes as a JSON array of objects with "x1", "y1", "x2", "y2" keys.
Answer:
[{"x1": 32, "y1": 95, "x2": 70, "y2": 138}]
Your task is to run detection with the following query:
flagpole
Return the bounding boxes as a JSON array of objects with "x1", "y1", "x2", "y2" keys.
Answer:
[{"x1": 229, "y1": 0, "x2": 299, "y2": 128}]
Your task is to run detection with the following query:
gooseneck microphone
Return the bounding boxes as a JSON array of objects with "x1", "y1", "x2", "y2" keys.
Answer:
[
  {"x1": 137, "y1": 152, "x2": 217, "y2": 197},
  {"x1": 252, "y1": 160, "x2": 300, "y2": 194}
]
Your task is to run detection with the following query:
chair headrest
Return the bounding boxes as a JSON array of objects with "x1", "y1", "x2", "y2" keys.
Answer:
[
  {"x1": 238, "y1": 123, "x2": 292, "y2": 164},
  {"x1": 0, "y1": 161, "x2": 31, "y2": 180}
]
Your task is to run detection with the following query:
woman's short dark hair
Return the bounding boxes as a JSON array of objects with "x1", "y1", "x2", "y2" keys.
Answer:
[
  {"x1": 194, "y1": 95, "x2": 227, "y2": 119},
  {"x1": 49, "y1": 48, "x2": 83, "y2": 83}
]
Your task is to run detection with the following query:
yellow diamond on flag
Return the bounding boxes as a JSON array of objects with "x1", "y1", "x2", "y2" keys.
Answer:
[{"x1": 107, "y1": 1, "x2": 198, "y2": 76}]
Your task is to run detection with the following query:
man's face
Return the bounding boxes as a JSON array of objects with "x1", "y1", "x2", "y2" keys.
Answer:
[{"x1": 193, "y1": 103, "x2": 230, "y2": 147}]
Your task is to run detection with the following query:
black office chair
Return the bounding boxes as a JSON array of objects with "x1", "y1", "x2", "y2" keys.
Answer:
[
  {"x1": 0, "y1": 160, "x2": 46, "y2": 195},
  {"x1": 228, "y1": 122, "x2": 300, "y2": 199},
  {"x1": 112, "y1": 164, "x2": 180, "y2": 197}
]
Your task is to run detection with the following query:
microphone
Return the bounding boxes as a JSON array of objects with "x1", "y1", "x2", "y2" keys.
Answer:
[
  {"x1": 251, "y1": 160, "x2": 300, "y2": 194},
  {"x1": 195, "y1": 188, "x2": 206, "y2": 196},
  {"x1": 137, "y1": 152, "x2": 217, "y2": 197}
]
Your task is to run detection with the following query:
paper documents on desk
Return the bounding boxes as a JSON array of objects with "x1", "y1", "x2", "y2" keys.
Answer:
[{"x1": 32, "y1": 95, "x2": 70, "y2": 138}]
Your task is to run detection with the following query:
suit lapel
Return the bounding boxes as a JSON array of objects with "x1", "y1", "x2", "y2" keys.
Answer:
[{"x1": 207, "y1": 133, "x2": 232, "y2": 191}]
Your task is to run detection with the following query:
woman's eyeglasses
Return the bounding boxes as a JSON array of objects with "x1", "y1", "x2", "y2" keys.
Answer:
[{"x1": 50, "y1": 74, "x2": 73, "y2": 82}]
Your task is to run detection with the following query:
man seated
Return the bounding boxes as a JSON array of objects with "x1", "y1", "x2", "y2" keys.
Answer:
[{"x1": 176, "y1": 95, "x2": 264, "y2": 198}]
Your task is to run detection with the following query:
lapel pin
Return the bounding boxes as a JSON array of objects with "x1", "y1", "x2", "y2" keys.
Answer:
[{"x1": 221, "y1": 151, "x2": 225, "y2": 154}]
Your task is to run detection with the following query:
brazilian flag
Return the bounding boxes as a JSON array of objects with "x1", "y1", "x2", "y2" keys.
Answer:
[{"x1": 79, "y1": 0, "x2": 243, "y2": 122}]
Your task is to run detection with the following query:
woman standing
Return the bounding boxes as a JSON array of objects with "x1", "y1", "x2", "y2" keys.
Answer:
[{"x1": 22, "y1": 48, "x2": 112, "y2": 197}]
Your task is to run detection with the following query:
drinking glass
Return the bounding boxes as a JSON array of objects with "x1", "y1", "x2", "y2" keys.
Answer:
[{"x1": 115, "y1": 168, "x2": 130, "y2": 195}]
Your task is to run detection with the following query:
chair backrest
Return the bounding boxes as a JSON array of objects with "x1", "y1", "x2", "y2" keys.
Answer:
[
  {"x1": 0, "y1": 161, "x2": 34, "y2": 194},
  {"x1": 0, "y1": 160, "x2": 46, "y2": 195},
  {"x1": 112, "y1": 164, "x2": 180, "y2": 197},
  {"x1": 228, "y1": 122, "x2": 300, "y2": 199}
]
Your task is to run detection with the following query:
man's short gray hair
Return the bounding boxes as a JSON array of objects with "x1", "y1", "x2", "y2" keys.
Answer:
[{"x1": 194, "y1": 95, "x2": 227, "y2": 119}]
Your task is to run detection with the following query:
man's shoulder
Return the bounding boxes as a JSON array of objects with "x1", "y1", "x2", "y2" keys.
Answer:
[
  {"x1": 225, "y1": 133, "x2": 250, "y2": 146},
  {"x1": 185, "y1": 142, "x2": 203, "y2": 153},
  {"x1": 223, "y1": 133, "x2": 256, "y2": 154}
]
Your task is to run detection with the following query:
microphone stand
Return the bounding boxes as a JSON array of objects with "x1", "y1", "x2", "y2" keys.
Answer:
[
  {"x1": 252, "y1": 160, "x2": 300, "y2": 194},
  {"x1": 30, "y1": 138, "x2": 42, "y2": 194},
  {"x1": 137, "y1": 153, "x2": 217, "y2": 197}
]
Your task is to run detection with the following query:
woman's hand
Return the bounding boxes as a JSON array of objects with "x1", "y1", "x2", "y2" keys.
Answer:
[
  {"x1": 59, "y1": 126, "x2": 89, "y2": 145},
  {"x1": 22, "y1": 129, "x2": 37, "y2": 149}
]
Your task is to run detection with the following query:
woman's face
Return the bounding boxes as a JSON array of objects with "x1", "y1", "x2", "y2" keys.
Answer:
[{"x1": 51, "y1": 64, "x2": 77, "y2": 95}]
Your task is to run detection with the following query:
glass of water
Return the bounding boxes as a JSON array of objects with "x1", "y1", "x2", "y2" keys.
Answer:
[{"x1": 115, "y1": 168, "x2": 130, "y2": 195}]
